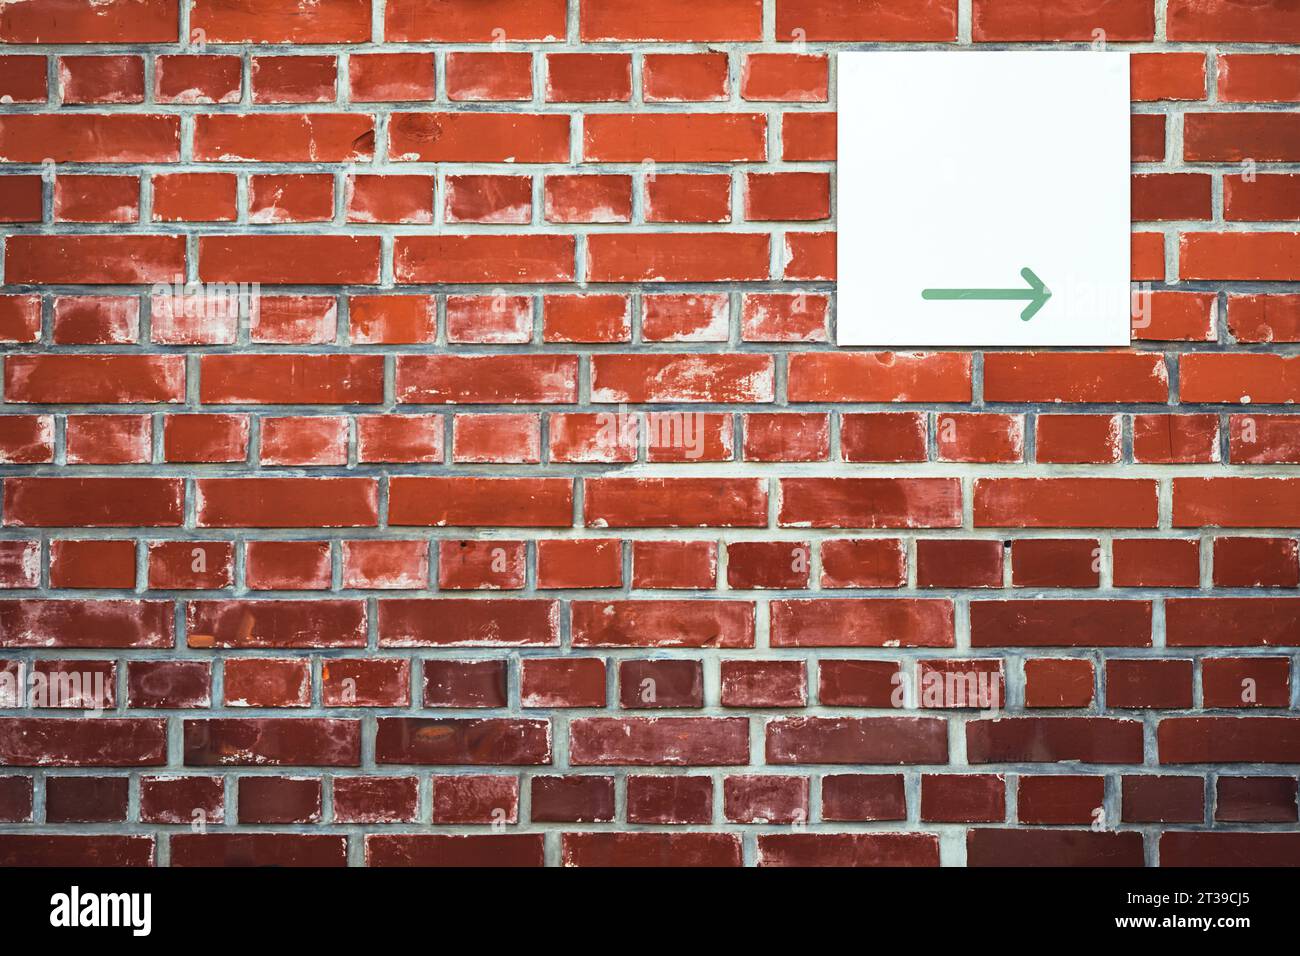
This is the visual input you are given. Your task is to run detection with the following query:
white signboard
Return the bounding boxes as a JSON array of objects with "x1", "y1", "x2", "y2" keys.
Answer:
[{"x1": 836, "y1": 51, "x2": 1131, "y2": 347}]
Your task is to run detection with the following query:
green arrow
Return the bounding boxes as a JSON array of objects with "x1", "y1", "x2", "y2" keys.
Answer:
[{"x1": 921, "y1": 266, "x2": 1052, "y2": 321}]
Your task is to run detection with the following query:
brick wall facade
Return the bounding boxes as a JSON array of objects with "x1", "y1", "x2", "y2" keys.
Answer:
[{"x1": 0, "y1": 0, "x2": 1298, "y2": 867}]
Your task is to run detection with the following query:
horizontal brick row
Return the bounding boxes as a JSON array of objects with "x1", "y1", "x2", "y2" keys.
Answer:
[
  {"x1": 0, "y1": 715, "x2": 1298, "y2": 765},
  {"x1": 0, "y1": 476, "x2": 1296, "y2": 528},
  {"x1": 2, "y1": 535, "x2": 1297, "y2": 590}
]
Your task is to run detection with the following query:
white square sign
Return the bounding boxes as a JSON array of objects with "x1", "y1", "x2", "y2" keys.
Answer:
[{"x1": 836, "y1": 51, "x2": 1131, "y2": 347}]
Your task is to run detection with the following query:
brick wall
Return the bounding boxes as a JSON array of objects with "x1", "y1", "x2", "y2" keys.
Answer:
[{"x1": 0, "y1": 0, "x2": 1298, "y2": 868}]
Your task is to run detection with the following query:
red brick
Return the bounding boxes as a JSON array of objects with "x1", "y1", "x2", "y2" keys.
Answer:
[
  {"x1": 46, "y1": 776, "x2": 128, "y2": 823},
  {"x1": 972, "y1": 600, "x2": 1151, "y2": 648},
  {"x1": 155, "y1": 55, "x2": 240, "y2": 104},
  {"x1": 322, "y1": 658, "x2": 411, "y2": 707},
  {"x1": 395, "y1": 235, "x2": 574, "y2": 284},
  {"x1": 543, "y1": 294, "x2": 631, "y2": 343},
  {"x1": 587, "y1": 233, "x2": 769, "y2": 283},
  {"x1": 128, "y1": 661, "x2": 210, "y2": 709},
  {"x1": 426, "y1": 660, "x2": 506, "y2": 707},
  {"x1": 584, "y1": 114, "x2": 766, "y2": 162},
  {"x1": 536, "y1": 539, "x2": 622, "y2": 589},
  {"x1": 572, "y1": 600, "x2": 754, "y2": 649},
  {"x1": 245, "y1": 541, "x2": 332, "y2": 591},
  {"x1": 520, "y1": 659, "x2": 606, "y2": 708},
  {"x1": 349, "y1": 295, "x2": 436, "y2": 345},
  {"x1": 194, "y1": 114, "x2": 373, "y2": 163},
  {"x1": 1123, "y1": 775, "x2": 1204, "y2": 824},
  {"x1": 1213, "y1": 536, "x2": 1300, "y2": 587},
  {"x1": 724, "y1": 775, "x2": 808, "y2": 824},
  {"x1": 59, "y1": 55, "x2": 143, "y2": 104},
  {"x1": 1219, "y1": 54, "x2": 1300, "y2": 103},
  {"x1": 334, "y1": 777, "x2": 418, "y2": 823},
  {"x1": 583, "y1": 0, "x2": 761, "y2": 40},
  {"x1": 968, "y1": 717, "x2": 1143, "y2": 764},
  {"x1": 258, "y1": 417, "x2": 345, "y2": 467},
  {"x1": 619, "y1": 659, "x2": 703, "y2": 709},
  {"x1": 821, "y1": 775, "x2": 907, "y2": 822},
  {"x1": 378, "y1": 599, "x2": 558, "y2": 648},
  {"x1": 742, "y1": 54, "x2": 829, "y2": 102},
  {"x1": 6, "y1": 235, "x2": 184, "y2": 285},
  {"x1": 348, "y1": 53, "x2": 435, "y2": 102},
  {"x1": 1010, "y1": 539, "x2": 1100, "y2": 588},
  {"x1": 766, "y1": 716, "x2": 948, "y2": 765},
  {"x1": 645, "y1": 174, "x2": 731, "y2": 224},
  {"x1": 1131, "y1": 52, "x2": 1206, "y2": 101},
  {"x1": 632, "y1": 541, "x2": 717, "y2": 589},
  {"x1": 186, "y1": 600, "x2": 366, "y2": 649},
  {"x1": 777, "y1": 0, "x2": 955, "y2": 40},
  {"x1": 586, "y1": 477, "x2": 766, "y2": 528},
  {"x1": 195, "y1": 478, "x2": 377, "y2": 528},
  {"x1": 199, "y1": 235, "x2": 380, "y2": 285},
  {"x1": 54, "y1": 174, "x2": 138, "y2": 222},
  {"x1": 721, "y1": 660, "x2": 807, "y2": 708},
  {"x1": 252, "y1": 55, "x2": 336, "y2": 104},
  {"x1": 65, "y1": 415, "x2": 151, "y2": 465},
  {"x1": 140, "y1": 776, "x2": 223, "y2": 825},
  {"x1": 340, "y1": 541, "x2": 428, "y2": 591},
  {"x1": 387, "y1": 0, "x2": 567, "y2": 41},
  {"x1": 192, "y1": 0, "x2": 369, "y2": 43},
  {"x1": 4, "y1": 478, "x2": 183, "y2": 528},
  {"x1": 789, "y1": 353, "x2": 972, "y2": 403},
  {"x1": 985, "y1": 352, "x2": 1168, "y2": 403},
  {"x1": 147, "y1": 542, "x2": 234, "y2": 591},
  {"x1": 0, "y1": 718, "x2": 166, "y2": 766},
  {"x1": 374, "y1": 718, "x2": 549, "y2": 765},
  {"x1": 921, "y1": 774, "x2": 1005, "y2": 823},
  {"x1": 432, "y1": 774, "x2": 518, "y2": 823},
  {"x1": 238, "y1": 776, "x2": 321, "y2": 824},
  {"x1": 152, "y1": 172, "x2": 237, "y2": 222},
  {"x1": 641, "y1": 293, "x2": 729, "y2": 342},
  {"x1": 50, "y1": 539, "x2": 136, "y2": 589},
  {"x1": 968, "y1": 829, "x2": 1143, "y2": 867},
  {"x1": 1169, "y1": 0, "x2": 1300, "y2": 40},
  {"x1": 183, "y1": 718, "x2": 360, "y2": 767},
  {"x1": 820, "y1": 538, "x2": 906, "y2": 588},
  {"x1": 545, "y1": 54, "x2": 631, "y2": 103},
  {"x1": 627, "y1": 775, "x2": 713, "y2": 824},
  {"x1": 564, "y1": 833, "x2": 740, "y2": 867},
  {"x1": 1203, "y1": 657, "x2": 1291, "y2": 708},
  {"x1": 571, "y1": 717, "x2": 749, "y2": 766},
  {"x1": 1106, "y1": 659, "x2": 1194, "y2": 709},
  {"x1": 531, "y1": 776, "x2": 615, "y2": 823},
  {"x1": 643, "y1": 53, "x2": 728, "y2": 102},
  {"x1": 974, "y1": 478, "x2": 1159, "y2": 529},
  {"x1": 389, "y1": 477, "x2": 573, "y2": 527},
  {"x1": 444, "y1": 174, "x2": 532, "y2": 224},
  {"x1": 1112, "y1": 538, "x2": 1200, "y2": 588},
  {"x1": 219, "y1": 658, "x2": 308, "y2": 712},
  {"x1": 250, "y1": 174, "x2": 334, "y2": 223},
  {"x1": 818, "y1": 659, "x2": 901, "y2": 707},
  {"x1": 173, "y1": 834, "x2": 345, "y2": 867},
  {"x1": 744, "y1": 413, "x2": 829, "y2": 462},
  {"x1": 0, "y1": 56, "x2": 47, "y2": 103},
  {"x1": 545, "y1": 175, "x2": 632, "y2": 225},
  {"x1": 438, "y1": 539, "x2": 526, "y2": 589},
  {"x1": 389, "y1": 113, "x2": 568, "y2": 163},
  {"x1": 367, "y1": 834, "x2": 542, "y2": 867},
  {"x1": 841, "y1": 413, "x2": 928, "y2": 463},
  {"x1": 1019, "y1": 775, "x2": 1106, "y2": 825},
  {"x1": 778, "y1": 478, "x2": 962, "y2": 529}
]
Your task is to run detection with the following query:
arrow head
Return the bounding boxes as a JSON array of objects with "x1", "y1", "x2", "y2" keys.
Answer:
[{"x1": 1018, "y1": 266, "x2": 1051, "y2": 322}]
